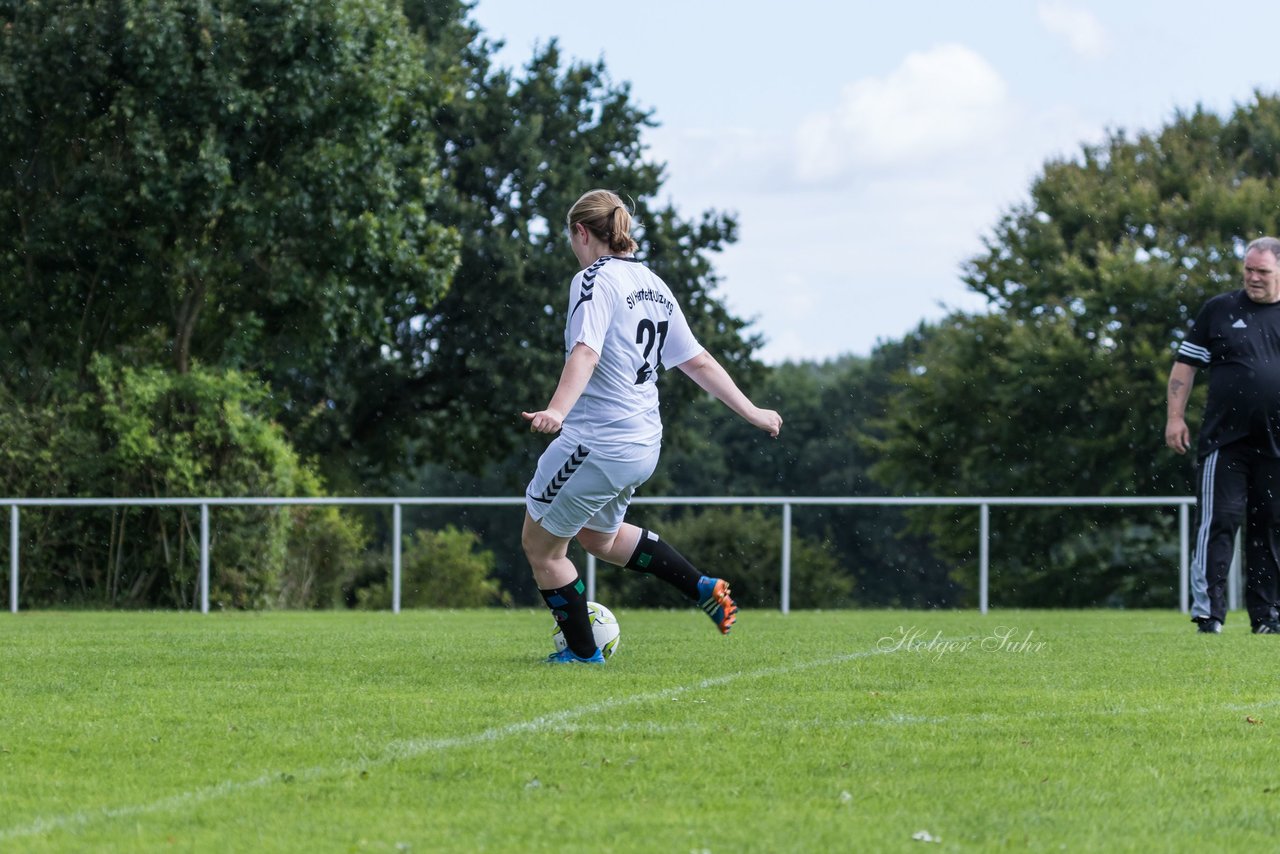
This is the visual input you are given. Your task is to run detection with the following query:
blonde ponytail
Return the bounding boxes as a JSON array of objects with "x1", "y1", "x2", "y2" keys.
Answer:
[{"x1": 567, "y1": 189, "x2": 639, "y2": 255}]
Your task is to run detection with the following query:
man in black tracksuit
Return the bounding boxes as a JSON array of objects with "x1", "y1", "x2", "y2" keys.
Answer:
[{"x1": 1166, "y1": 236, "x2": 1280, "y2": 634}]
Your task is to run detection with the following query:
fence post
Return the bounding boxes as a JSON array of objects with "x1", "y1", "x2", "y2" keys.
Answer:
[
  {"x1": 200, "y1": 503, "x2": 210, "y2": 614},
  {"x1": 9, "y1": 505, "x2": 17, "y2": 614},
  {"x1": 392, "y1": 502, "x2": 402, "y2": 614},
  {"x1": 1179, "y1": 501, "x2": 1190, "y2": 614},
  {"x1": 781, "y1": 502, "x2": 792, "y2": 615},
  {"x1": 979, "y1": 502, "x2": 990, "y2": 615}
]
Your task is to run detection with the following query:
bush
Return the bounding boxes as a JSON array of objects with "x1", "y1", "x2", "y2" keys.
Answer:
[
  {"x1": 0, "y1": 356, "x2": 368, "y2": 609},
  {"x1": 277, "y1": 506, "x2": 370, "y2": 609},
  {"x1": 595, "y1": 507, "x2": 852, "y2": 609},
  {"x1": 356, "y1": 525, "x2": 509, "y2": 609}
]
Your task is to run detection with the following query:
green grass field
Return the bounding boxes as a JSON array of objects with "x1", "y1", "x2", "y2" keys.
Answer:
[{"x1": 1, "y1": 608, "x2": 1277, "y2": 852}]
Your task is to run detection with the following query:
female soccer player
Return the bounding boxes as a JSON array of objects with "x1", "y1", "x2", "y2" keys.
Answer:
[{"x1": 522, "y1": 189, "x2": 783, "y2": 664}]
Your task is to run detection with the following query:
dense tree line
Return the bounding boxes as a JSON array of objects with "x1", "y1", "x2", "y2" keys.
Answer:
[
  {"x1": 872, "y1": 97, "x2": 1280, "y2": 607},
  {"x1": 2, "y1": 0, "x2": 1273, "y2": 611},
  {"x1": 0, "y1": 0, "x2": 752, "y2": 608}
]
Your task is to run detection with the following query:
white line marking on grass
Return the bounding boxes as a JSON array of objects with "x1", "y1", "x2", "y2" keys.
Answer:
[{"x1": 0, "y1": 647, "x2": 888, "y2": 842}]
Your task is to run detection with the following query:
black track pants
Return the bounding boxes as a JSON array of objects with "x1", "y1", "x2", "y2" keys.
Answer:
[{"x1": 1190, "y1": 442, "x2": 1280, "y2": 626}]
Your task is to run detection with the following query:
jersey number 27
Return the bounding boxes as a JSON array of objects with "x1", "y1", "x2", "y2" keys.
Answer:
[{"x1": 634, "y1": 319, "x2": 668, "y2": 384}]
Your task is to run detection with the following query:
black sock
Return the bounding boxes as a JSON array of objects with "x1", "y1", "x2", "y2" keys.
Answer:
[
  {"x1": 539, "y1": 577, "x2": 596, "y2": 658},
  {"x1": 624, "y1": 529, "x2": 702, "y2": 600}
]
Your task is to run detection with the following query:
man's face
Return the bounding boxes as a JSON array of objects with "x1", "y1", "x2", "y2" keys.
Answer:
[{"x1": 1243, "y1": 248, "x2": 1280, "y2": 304}]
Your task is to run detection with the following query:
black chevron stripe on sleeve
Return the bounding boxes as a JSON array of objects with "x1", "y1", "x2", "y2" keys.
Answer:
[{"x1": 570, "y1": 256, "x2": 610, "y2": 319}]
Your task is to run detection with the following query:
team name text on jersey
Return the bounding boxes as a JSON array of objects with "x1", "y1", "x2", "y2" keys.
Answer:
[{"x1": 625, "y1": 288, "x2": 676, "y2": 314}]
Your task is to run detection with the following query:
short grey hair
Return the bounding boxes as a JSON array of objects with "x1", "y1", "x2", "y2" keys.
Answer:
[{"x1": 1246, "y1": 236, "x2": 1280, "y2": 262}]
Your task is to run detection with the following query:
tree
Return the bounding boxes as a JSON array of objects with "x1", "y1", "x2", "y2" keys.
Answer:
[
  {"x1": 387, "y1": 1, "x2": 759, "y2": 481},
  {"x1": 0, "y1": 0, "x2": 459, "y2": 477},
  {"x1": 654, "y1": 343, "x2": 958, "y2": 607},
  {"x1": 869, "y1": 95, "x2": 1280, "y2": 606},
  {"x1": 0, "y1": 0, "x2": 448, "y2": 607}
]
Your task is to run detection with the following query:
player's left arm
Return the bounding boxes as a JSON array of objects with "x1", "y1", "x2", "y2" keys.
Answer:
[
  {"x1": 522, "y1": 342, "x2": 600, "y2": 434},
  {"x1": 676, "y1": 349, "x2": 782, "y2": 438}
]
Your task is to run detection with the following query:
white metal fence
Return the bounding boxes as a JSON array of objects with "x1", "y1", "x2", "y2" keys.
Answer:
[{"x1": 3, "y1": 495, "x2": 1200, "y2": 615}]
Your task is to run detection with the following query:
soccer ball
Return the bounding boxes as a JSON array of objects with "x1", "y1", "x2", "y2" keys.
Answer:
[{"x1": 552, "y1": 601, "x2": 621, "y2": 659}]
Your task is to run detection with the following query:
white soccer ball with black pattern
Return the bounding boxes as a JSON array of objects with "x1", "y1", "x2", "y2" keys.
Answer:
[{"x1": 552, "y1": 601, "x2": 621, "y2": 659}]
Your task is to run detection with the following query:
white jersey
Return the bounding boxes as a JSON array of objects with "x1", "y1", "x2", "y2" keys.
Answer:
[{"x1": 560, "y1": 255, "x2": 703, "y2": 460}]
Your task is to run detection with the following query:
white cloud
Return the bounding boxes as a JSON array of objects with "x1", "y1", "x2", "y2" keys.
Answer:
[
  {"x1": 1037, "y1": 1, "x2": 1108, "y2": 59},
  {"x1": 793, "y1": 44, "x2": 1010, "y2": 184},
  {"x1": 643, "y1": 47, "x2": 1113, "y2": 363}
]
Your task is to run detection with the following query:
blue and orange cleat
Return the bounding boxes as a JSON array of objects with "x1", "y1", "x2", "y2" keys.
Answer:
[
  {"x1": 697, "y1": 576, "x2": 738, "y2": 634},
  {"x1": 545, "y1": 647, "x2": 605, "y2": 664}
]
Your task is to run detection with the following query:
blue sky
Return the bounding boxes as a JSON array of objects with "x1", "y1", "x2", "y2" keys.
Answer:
[{"x1": 470, "y1": 1, "x2": 1279, "y2": 363}]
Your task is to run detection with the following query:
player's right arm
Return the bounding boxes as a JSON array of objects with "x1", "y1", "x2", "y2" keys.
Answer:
[
  {"x1": 676, "y1": 350, "x2": 782, "y2": 438},
  {"x1": 1165, "y1": 361, "x2": 1196, "y2": 454}
]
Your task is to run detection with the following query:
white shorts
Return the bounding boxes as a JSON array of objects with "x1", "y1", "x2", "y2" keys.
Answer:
[{"x1": 525, "y1": 436, "x2": 660, "y2": 538}]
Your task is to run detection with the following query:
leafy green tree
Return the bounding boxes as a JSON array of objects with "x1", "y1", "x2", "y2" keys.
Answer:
[
  {"x1": 870, "y1": 95, "x2": 1280, "y2": 605},
  {"x1": 654, "y1": 342, "x2": 957, "y2": 607},
  {"x1": 359, "y1": 1, "x2": 773, "y2": 603},
  {"x1": 1, "y1": 0, "x2": 758, "y2": 484},
  {"x1": 0, "y1": 0, "x2": 459, "y2": 484},
  {"x1": 393, "y1": 1, "x2": 759, "y2": 478}
]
